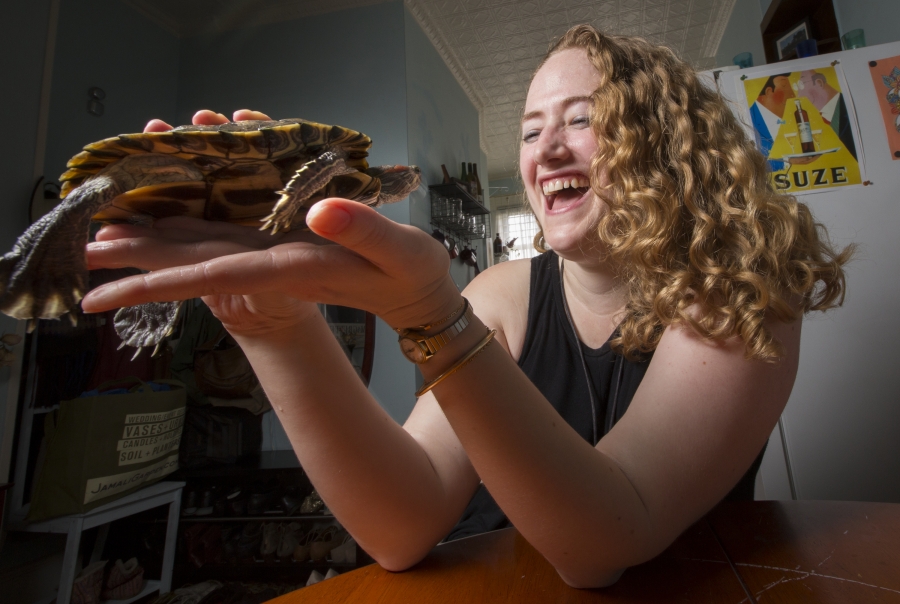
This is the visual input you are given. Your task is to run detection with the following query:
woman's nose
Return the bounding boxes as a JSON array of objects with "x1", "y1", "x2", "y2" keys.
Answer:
[{"x1": 532, "y1": 129, "x2": 569, "y2": 165}]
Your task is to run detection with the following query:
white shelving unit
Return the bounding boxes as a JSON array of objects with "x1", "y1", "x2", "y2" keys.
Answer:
[{"x1": 10, "y1": 481, "x2": 184, "y2": 604}]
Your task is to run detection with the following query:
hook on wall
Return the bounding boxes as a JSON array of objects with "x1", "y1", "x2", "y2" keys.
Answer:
[{"x1": 87, "y1": 86, "x2": 105, "y2": 117}]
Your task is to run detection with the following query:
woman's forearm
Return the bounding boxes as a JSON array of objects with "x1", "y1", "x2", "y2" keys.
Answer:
[{"x1": 231, "y1": 313, "x2": 473, "y2": 569}]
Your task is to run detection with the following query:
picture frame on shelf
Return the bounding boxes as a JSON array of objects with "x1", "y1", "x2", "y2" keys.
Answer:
[{"x1": 776, "y1": 19, "x2": 811, "y2": 61}]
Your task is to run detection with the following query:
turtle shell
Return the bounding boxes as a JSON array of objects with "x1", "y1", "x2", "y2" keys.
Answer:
[{"x1": 61, "y1": 119, "x2": 372, "y2": 195}]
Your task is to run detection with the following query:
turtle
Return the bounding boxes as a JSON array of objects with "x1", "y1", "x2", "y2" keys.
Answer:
[{"x1": 0, "y1": 118, "x2": 421, "y2": 353}]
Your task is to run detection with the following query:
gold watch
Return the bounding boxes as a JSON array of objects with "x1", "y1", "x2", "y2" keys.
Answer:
[{"x1": 396, "y1": 300, "x2": 473, "y2": 364}]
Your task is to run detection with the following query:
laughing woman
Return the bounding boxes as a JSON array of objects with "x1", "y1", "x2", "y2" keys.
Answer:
[{"x1": 83, "y1": 25, "x2": 850, "y2": 587}]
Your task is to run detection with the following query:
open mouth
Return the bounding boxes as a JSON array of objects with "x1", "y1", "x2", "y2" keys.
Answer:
[{"x1": 542, "y1": 176, "x2": 590, "y2": 210}]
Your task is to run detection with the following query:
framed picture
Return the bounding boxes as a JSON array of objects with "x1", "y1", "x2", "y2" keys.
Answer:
[{"x1": 776, "y1": 19, "x2": 811, "y2": 60}]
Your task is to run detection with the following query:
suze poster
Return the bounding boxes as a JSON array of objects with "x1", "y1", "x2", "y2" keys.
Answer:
[
  {"x1": 867, "y1": 56, "x2": 900, "y2": 160},
  {"x1": 741, "y1": 62, "x2": 864, "y2": 195}
]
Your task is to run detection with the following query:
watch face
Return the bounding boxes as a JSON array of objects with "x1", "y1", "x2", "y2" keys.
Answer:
[{"x1": 399, "y1": 337, "x2": 426, "y2": 364}]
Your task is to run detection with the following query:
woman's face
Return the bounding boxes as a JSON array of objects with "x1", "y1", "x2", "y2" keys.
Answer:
[{"x1": 520, "y1": 48, "x2": 605, "y2": 256}]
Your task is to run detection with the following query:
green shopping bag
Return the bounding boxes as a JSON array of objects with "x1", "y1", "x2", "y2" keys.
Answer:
[{"x1": 28, "y1": 378, "x2": 186, "y2": 521}]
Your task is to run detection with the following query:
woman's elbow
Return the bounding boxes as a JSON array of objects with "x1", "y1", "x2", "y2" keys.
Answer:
[{"x1": 557, "y1": 566, "x2": 626, "y2": 589}]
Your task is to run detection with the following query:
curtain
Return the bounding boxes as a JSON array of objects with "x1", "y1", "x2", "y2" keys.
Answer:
[{"x1": 492, "y1": 196, "x2": 540, "y2": 260}]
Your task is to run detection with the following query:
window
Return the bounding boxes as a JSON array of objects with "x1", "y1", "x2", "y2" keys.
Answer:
[{"x1": 492, "y1": 196, "x2": 540, "y2": 260}]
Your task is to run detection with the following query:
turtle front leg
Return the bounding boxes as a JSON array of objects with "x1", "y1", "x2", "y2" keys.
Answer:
[
  {"x1": 260, "y1": 149, "x2": 357, "y2": 234},
  {"x1": 0, "y1": 175, "x2": 123, "y2": 325},
  {"x1": 114, "y1": 301, "x2": 184, "y2": 357}
]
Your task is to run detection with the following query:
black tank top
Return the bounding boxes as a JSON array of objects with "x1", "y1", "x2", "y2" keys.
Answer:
[{"x1": 444, "y1": 251, "x2": 763, "y2": 541}]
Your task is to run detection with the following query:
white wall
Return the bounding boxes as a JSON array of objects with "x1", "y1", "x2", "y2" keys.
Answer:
[
  {"x1": 715, "y1": 0, "x2": 766, "y2": 68},
  {"x1": 833, "y1": 0, "x2": 897, "y2": 48}
]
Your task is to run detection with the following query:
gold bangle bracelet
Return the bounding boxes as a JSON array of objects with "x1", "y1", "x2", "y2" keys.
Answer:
[{"x1": 415, "y1": 329, "x2": 497, "y2": 397}]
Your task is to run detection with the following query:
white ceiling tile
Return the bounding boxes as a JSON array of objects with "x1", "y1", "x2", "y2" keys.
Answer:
[
  {"x1": 433, "y1": 0, "x2": 466, "y2": 16},
  {"x1": 523, "y1": 15, "x2": 549, "y2": 31},
  {"x1": 596, "y1": 3, "x2": 617, "y2": 16},
  {"x1": 455, "y1": 29, "x2": 480, "y2": 45},
  {"x1": 518, "y1": 0, "x2": 543, "y2": 15},
  {"x1": 475, "y1": 23, "x2": 502, "y2": 39},
  {"x1": 504, "y1": 34, "x2": 533, "y2": 49},
  {"x1": 593, "y1": 15, "x2": 619, "y2": 30},
  {"x1": 643, "y1": 20, "x2": 666, "y2": 35},
  {"x1": 458, "y1": 41, "x2": 488, "y2": 56},
  {"x1": 664, "y1": 28, "x2": 685, "y2": 45},
  {"x1": 494, "y1": 61, "x2": 519, "y2": 74},
  {"x1": 462, "y1": 0, "x2": 491, "y2": 10},
  {"x1": 494, "y1": 4, "x2": 520, "y2": 20},
  {"x1": 644, "y1": 5, "x2": 665, "y2": 20},
  {"x1": 619, "y1": 10, "x2": 641, "y2": 25},
  {"x1": 499, "y1": 19, "x2": 525, "y2": 35},
  {"x1": 541, "y1": 0, "x2": 568, "y2": 11},
  {"x1": 667, "y1": 14, "x2": 688, "y2": 29},
  {"x1": 545, "y1": 9, "x2": 570, "y2": 27},
  {"x1": 669, "y1": 0, "x2": 691, "y2": 15},
  {"x1": 689, "y1": 9, "x2": 712, "y2": 25},
  {"x1": 567, "y1": 5, "x2": 594, "y2": 21}
]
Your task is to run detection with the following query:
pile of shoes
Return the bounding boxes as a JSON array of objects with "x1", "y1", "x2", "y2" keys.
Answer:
[
  {"x1": 101, "y1": 558, "x2": 146, "y2": 600},
  {"x1": 184, "y1": 521, "x2": 356, "y2": 567},
  {"x1": 70, "y1": 558, "x2": 146, "y2": 604},
  {"x1": 181, "y1": 482, "x2": 329, "y2": 519}
]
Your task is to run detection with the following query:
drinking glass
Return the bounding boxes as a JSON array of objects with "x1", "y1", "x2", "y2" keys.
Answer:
[
  {"x1": 841, "y1": 29, "x2": 866, "y2": 50},
  {"x1": 733, "y1": 52, "x2": 753, "y2": 68}
]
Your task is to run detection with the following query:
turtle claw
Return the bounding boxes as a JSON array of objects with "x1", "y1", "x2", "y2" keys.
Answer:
[{"x1": 114, "y1": 301, "x2": 184, "y2": 351}]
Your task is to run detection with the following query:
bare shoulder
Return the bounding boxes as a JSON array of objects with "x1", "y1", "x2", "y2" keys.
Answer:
[{"x1": 461, "y1": 258, "x2": 532, "y2": 359}]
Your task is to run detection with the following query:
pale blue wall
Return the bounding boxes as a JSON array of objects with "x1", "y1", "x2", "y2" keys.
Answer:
[
  {"x1": 404, "y1": 8, "x2": 486, "y2": 297},
  {"x1": 42, "y1": 0, "x2": 179, "y2": 185},
  {"x1": 834, "y1": 0, "x2": 898, "y2": 47},
  {"x1": 175, "y1": 2, "x2": 418, "y2": 423},
  {"x1": 0, "y1": 0, "x2": 55, "y2": 482},
  {"x1": 715, "y1": 0, "x2": 766, "y2": 68},
  {"x1": 1, "y1": 1, "x2": 52, "y2": 250}
]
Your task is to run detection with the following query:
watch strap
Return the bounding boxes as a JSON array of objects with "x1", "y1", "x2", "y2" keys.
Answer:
[{"x1": 396, "y1": 299, "x2": 474, "y2": 362}]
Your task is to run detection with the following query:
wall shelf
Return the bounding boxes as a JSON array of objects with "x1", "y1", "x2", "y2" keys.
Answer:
[
  {"x1": 428, "y1": 182, "x2": 490, "y2": 216},
  {"x1": 761, "y1": 0, "x2": 841, "y2": 63}
]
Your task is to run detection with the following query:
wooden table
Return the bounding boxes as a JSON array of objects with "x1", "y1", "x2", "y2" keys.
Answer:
[{"x1": 269, "y1": 501, "x2": 900, "y2": 603}]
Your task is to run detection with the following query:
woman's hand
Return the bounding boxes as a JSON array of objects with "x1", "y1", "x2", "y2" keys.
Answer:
[
  {"x1": 84, "y1": 199, "x2": 461, "y2": 334},
  {"x1": 144, "y1": 108, "x2": 271, "y2": 132}
]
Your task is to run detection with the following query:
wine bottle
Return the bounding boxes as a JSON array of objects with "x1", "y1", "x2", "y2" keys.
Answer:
[
  {"x1": 472, "y1": 163, "x2": 484, "y2": 200},
  {"x1": 441, "y1": 164, "x2": 451, "y2": 184},
  {"x1": 493, "y1": 233, "x2": 503, "y2": 256},
  {"x1": 460, "y1": 162, "x2": 468, "y2": 183},
  {"x1": 793, "y1": 100, "x2": 815, "y2": 153}
]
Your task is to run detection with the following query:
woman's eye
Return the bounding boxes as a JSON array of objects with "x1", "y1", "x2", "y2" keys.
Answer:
[
  {"x1": 571, "y1": 116, "x2": 590, "y2": 127},
  {"x1": 522, "y1": 130, "x2": 539, "y2": 143}
]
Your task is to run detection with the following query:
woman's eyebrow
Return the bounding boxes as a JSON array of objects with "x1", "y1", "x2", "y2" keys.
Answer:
[{"x1": 521, "y1": 96, "x2": 592, "y2": 123}]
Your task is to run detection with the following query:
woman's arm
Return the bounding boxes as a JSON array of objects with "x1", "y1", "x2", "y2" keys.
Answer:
[
  {"x1": 437, "y1": 269, "x2": 801, "y2": 586},
  {"x1": 85, "y1": 197, "x2": 800, "y2": 587}
]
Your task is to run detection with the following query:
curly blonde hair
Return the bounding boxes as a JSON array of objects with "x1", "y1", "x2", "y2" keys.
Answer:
[{"x1": 535, "y1": 25, "x2": 852, "y2": 362}]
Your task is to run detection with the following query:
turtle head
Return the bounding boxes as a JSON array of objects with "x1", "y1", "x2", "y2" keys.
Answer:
[{"x1": 367, "y1": 165, "x2": 422, "y2": 205}]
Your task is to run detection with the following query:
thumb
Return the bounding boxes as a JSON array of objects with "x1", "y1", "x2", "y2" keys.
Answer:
[{"x1": 306, "y1": 198, "x2": 447, "y2": 276}]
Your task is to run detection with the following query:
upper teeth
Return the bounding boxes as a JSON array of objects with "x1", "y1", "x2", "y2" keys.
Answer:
[{"x1": 542, "y1": 177, "x2": 590, "y2": 195}]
